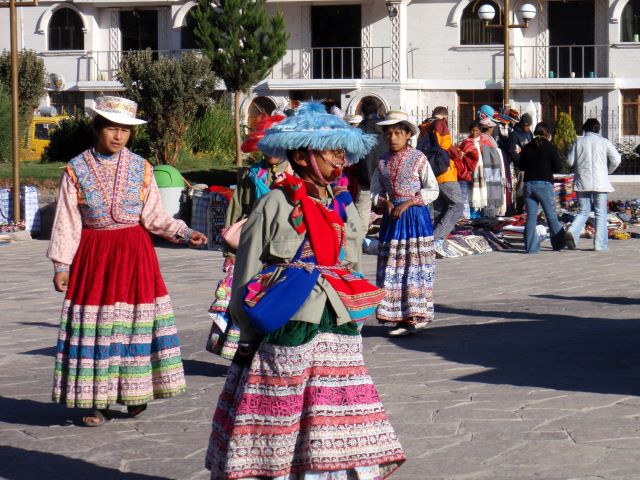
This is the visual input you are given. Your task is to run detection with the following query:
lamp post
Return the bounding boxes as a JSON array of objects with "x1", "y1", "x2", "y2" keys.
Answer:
[
  {"x1": 0, "y1": 0, "x2": 39, "y2": 224},
  {"x1": 477, "y1": 1, "x2": 536, "y2": 108}
]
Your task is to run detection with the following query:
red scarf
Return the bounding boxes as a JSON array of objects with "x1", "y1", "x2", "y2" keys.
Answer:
[{"x1": 274, "y1": 174, "x2": 343, "y2": 266}]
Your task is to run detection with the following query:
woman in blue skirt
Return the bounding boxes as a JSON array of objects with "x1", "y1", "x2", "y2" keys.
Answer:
[{"x1": 371, "y1": 111, "x2": 440, "y2": 336}]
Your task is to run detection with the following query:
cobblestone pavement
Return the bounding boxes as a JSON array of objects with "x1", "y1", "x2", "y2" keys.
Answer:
[{"x1": 1, "y1": 237, "x2": 640, "y2": 480}]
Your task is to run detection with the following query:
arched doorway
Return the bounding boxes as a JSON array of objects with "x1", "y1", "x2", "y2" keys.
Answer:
[
  {"x1": 355, "y1": 95, "x2": 387, "y2": 117},
  {"x1": 247, "y1": 96, "x2": 277, "y2": 130}
]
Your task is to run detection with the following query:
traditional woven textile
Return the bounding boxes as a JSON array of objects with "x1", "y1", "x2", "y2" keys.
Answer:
[
  {"x1": 0, "y1": 186, "x2": 42, "y2": 232},
  {"x1": 375, "y1": 148, "x2": 436, "y2": 324},
  {"x1": 52, "y1": 225, "x2": 186, "y2": 408},
  {"x1": 204, "y1": 332, "x2": 405, "y2": 479}
]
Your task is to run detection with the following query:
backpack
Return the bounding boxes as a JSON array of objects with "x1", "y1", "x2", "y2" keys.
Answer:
[{"x1": 417, "y1": 129, "x2": 450, "y2": 177}]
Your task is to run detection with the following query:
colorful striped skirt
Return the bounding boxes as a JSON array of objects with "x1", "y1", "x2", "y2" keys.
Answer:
[
  {"x1": 205, "y1": 331, "x2": 405, "y2": 479},
  {"x1": 52, "y1": 225, "x2": 186, "y2": 409},
  {"x1": 376, "y1": 204, "x2": 436, "y2": 324}
]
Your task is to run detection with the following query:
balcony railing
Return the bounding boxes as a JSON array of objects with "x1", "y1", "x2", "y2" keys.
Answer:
[
  {"x1": 269, "y1": 47, "x2": 392, "y2": 80},
  {"x1": 78, "y1": 50, "x2": 192, "y2": 82},
  {"x1": 512, "y1": 45, "x2": 609, "y2": 79},
  {"x1": 44, "y1": 47, "x2": 394, "y2": 83}
]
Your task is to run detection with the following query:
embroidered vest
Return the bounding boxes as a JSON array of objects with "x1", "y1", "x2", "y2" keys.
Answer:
[
  {"x1": 67, "y1": 148, "x2": 151, "y2": 228},
  {"x1": 378, "y1": 148, "x2": 426, "y2": 202}
]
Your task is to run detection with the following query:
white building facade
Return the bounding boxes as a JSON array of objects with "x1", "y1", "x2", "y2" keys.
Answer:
[{"x1": 1, "y1": 0, "x2": 640, "y2": 146}]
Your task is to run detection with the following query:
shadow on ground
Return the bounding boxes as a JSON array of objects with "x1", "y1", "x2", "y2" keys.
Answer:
[
  {"x1": 363, "y1": 296, "x2": 640, "y2": 396},
  {"x1": 182, "y1": 358, "x2": 228, "y2": 377},
  {"x1": 0, "y1": 396, "x2": 74, "y2": 427},
  {"x1": 532, "y1": 293, "x2": 640, "y2": 305},
  {"x1": 0, "y1": 446, "x2": 172, "y2": 480}
]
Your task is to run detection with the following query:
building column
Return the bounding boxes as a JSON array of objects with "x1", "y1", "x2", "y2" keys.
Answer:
[{"x1": 388, "y1": 0, "x2": 408, "y2": 83}]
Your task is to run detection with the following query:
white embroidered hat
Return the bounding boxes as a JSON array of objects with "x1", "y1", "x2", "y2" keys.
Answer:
[
  {"x1": 376, "y1": 110, "x2": 419, "y2": 136},
  {"x1": 86, "y1": 96, "x2": 147, "y2": 126}
]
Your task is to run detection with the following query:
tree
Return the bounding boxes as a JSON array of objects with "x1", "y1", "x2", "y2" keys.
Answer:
[
  {"x1": 0, "y1": 49, "x2": 46, "y2": 139},
  {"x1": 552, "y1": 112, "x2": 578, "y2": 171},
  {"x1": 117, "y1": 50, "x2": 218, "y2": 165},
  {"x1": 192, "y1": 0, "x2": 288, "y2": 172},
  {"x1": 0, "y1": 85, "x2": 10, "y2": 163}
]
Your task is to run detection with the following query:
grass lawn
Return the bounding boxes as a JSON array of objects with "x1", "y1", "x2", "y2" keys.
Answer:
[{"x1": 0, "y1": 153, "x2": 240, "y2": 193}]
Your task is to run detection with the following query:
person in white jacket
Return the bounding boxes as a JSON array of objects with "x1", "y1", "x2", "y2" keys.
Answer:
[{"x1": 565, "y1": 118, "x2": 621, "y2": 251}]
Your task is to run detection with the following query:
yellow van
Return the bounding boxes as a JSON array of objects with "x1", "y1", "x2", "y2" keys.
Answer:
[{"x1": 28, "y1": 116, "x2": 65, "y2": 158}]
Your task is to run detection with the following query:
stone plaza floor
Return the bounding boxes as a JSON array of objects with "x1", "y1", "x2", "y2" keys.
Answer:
[{"x1": 1, "y1": 236, "x2": 640, "y2": 480}]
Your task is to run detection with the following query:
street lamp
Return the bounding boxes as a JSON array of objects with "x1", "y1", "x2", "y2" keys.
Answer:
[{"x1": 477, "y1": 1, "x2": 537, "y2": 108}]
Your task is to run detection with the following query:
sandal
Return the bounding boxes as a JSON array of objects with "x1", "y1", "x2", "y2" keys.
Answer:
[
  {"x1": 82, "y1": 409, "x2": 112, "y2": 427},
  {"x1": 127, "y1": 404, "x2": 148, "y2": 418}
]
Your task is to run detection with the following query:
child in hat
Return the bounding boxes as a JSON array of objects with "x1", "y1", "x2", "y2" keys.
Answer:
[{"x1": 371, "y1": 110, "x2": 439, "y2": 336}]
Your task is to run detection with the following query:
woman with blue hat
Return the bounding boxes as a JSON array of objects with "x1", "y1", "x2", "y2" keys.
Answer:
[{"x1": 204, "y1": 102, "x2": 406, "y2": 479}]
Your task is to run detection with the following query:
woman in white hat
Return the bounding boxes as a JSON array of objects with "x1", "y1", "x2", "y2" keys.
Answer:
[
  {"x1": 47, "y1": 96, "x2": 207, "y2": 426},
  {"x1": 371, "y1": 111, "x2": 440, "y2": 336}
]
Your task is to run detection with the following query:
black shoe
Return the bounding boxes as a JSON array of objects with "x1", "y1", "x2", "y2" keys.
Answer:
[{"x1": 565, "y1": 231, "x2": 576, "y2": 250}]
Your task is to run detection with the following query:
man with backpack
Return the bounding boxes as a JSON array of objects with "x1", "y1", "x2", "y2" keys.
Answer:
[{"x1": 418, "y1": 106, "x2": 464, "y2": 258}]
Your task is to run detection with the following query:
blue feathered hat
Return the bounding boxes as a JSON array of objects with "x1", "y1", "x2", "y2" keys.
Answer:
[{"x1": 257, "y1": 102, "x2": 378, "y2": 165}]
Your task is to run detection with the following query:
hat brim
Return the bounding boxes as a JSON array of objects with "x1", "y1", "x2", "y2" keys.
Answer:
[
  {"x1": 86, "y1": 107, "x2": 147, "y2": 126},
  {"x1": 376, "y1": 119, "x2": 419, "y2": 136}
]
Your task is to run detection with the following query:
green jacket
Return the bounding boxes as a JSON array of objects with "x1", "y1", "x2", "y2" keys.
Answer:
[{"x1": 230, "y1": 187, "x2": 364, "y2": 342}]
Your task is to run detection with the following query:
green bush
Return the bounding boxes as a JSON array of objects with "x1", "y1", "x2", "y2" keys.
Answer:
[
  {"x1": 42, "y1": 115, "x2": 153, "y2": 163},
  {"x1": 129, "y1": 124, "x2": 154, "y2": 161},
  {"x1": 552, "y1": 112, "x2": 578, "y2": 174},
  {"x1": 41, "y1": 114, "x2": 92, "y2": 163},
  {"x1": 0, "y1": 49, "x2": 46, "y2": 141},
  {"x1": 0, "y1": 86, "x2": 10, "y2": 163},
  {"x1": 183, "y1": 101, "x2": 236, "y2": 163}
]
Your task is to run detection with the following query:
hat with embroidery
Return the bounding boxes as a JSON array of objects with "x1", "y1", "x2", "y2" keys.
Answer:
[
  {"x1": 86, "y1": 96, "x2": 146, "y2": 126},
  {"x1": 257, "y1": 102, "x2": 377, "y2": 165},
  {"x1": 376, "y1": 110, "x2": 420, "y2": 136},
  {"x1": 241, "y1": 114, "x2": 286, "y2": 154}
]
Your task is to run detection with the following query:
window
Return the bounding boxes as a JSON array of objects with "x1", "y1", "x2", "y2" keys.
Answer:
[
  {"x1": 621, "y1": 0, "x2": 640, "y2": 42},
  {"x1": 460, "y1": 1, "x2": 503, "y2": 46},
  {"x1": 541, "y1": 90, "x2": 584, "y2": 131},
  {"x1": 34, "y1": 123, "x2": 53, "y2": 140},
  {"x1": 181, "y1": 9, "x2": 199, "y2": 50},
  {"x1": 49, "y1": 91, "x2": 84, "y2": 116},
  {"x1": 622, "y1": 90, "x2": 640, "y2": 135},
  {"x1": 48, "y1": 8, "x2": 84, "y2": 51},
  {"x1": 457, "y1": 90, "x2": 504, "y2": 133}
]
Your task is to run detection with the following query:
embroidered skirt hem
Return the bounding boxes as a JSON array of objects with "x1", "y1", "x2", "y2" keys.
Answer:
[
  {"x1": 375, "y1": 206, "x2": 436, "y2": 324},
  {"x1": 52, "y1": 225, "x2": 186, "y2": 409},
  {"x1": 205, "y1": 332, "x2": 405, "y2": 479}
]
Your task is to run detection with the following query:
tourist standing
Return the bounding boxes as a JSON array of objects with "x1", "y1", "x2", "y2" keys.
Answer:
[
  {"x1": 424, "y1": 107, "x2": 465, "y2": 258},
  {"x1": 205, "y1": 102, "x2": 406, "y2": 479},
  {"x1": 509, "y1": 113, "x2": 533, "y2": 212},
  {"x1": 519, "y1": 122, "x2": 566, "y2": 253},
  {"x1": 565, "y1": 118, "x2": 621, "y2": 251},
  {"x1": 372, "y1": 111, "x2": 439, "y2": 336},
  {"x1": 47, "y1": 96, "x2": 207, "y2": 426}
]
